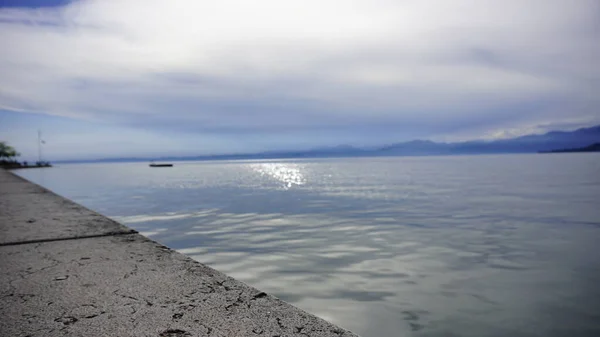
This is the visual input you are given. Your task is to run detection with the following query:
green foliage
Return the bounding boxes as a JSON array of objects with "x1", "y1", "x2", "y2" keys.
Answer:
[{"x1": 0, "y1": 141, "x2": 20, "y2": 160}]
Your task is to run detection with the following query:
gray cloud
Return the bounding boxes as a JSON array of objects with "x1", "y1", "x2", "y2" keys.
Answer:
[{"x1": 1, "y1": 0, "x2": 599, "y2": 149}]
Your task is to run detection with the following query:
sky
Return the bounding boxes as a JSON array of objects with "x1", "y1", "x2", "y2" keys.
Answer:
[{"x1": 0, "y1": 0, "x2": 598, "y2": 160}]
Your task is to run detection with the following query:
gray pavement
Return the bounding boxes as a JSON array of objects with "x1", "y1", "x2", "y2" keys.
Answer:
[
  {"x1": 0, "y1": 169, "x2": 359, "y2": 337},
  {"x1": 0, "y1": 173, "x2": 134, "y2": 245}
]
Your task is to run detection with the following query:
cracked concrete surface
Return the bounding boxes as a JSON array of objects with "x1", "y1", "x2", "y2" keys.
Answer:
[
  {"x1": 0, "y1": 169, "x2": 359, "y2": 337},
  {"x1": 0, "y1": 172, "x2": 135, "y2": 245}
]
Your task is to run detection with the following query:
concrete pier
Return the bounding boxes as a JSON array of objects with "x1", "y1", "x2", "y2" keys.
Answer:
[{"x1": 0, "y1": 169, "x2": 359, "y2": 337}]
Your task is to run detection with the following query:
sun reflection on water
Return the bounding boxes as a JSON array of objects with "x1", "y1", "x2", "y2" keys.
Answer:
[{"x1": 250, "y1": 162, "x2": 306, "y2": 189}]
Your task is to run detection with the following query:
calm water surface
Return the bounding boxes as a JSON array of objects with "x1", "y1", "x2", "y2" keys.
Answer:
[{"x1": 16, "y1": 154, "x2": 600, "y2": 337}]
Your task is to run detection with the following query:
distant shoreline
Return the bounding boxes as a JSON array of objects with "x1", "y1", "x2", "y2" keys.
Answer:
[
  {"x1": 20, "y1": 124, "x2": 600, "y2": 164},
  {"x1": 50, "y1": 151, "x2": 600, "y2": 165},
  {"x1": 10, "y1": 165, "x2": 53, "y2": 170},
  {"x1": 0, "y1": 162, "x2": 52, "y2": 170}
]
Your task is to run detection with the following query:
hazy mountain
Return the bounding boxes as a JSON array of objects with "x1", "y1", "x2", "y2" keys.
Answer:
[
  {"x1": 540, "y1": 143, "x2": 600, "y2": 153},
  {"x1": 375, "y1": 125, "x2": 600, "y2": 156},
  {"x1": 55, "y1": 125, "x2": 600, "y2": 163}
]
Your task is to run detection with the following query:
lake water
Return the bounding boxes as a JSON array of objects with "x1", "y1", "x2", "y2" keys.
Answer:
[{"x1": 16, "y1": 154, "x2": 600, "y2": 337}]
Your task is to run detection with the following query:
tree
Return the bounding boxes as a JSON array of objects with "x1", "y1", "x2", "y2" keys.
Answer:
[{"x1": 0, "y1": 141, "x2": 20, "y2": 160}]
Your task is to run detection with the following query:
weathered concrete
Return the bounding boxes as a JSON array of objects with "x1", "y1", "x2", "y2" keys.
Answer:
[
  {"x1": 0, "y1": 171, "x2": 23, "y2": 183},
  {"x1": 0, "y1": 174, "x2": 134, "y2": 245},
  {"x1": 0, "y1": 169, "x2": 359, "y2": 337}
]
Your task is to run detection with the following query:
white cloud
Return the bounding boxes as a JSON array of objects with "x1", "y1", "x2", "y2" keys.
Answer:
[{"x1": 0, "y1": 0, "x2": 598, "y2": 142}]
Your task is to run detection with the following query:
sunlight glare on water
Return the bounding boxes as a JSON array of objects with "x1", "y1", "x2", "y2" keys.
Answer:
[{"x1": 250, "y1": 162, "x2": 306, "y2": 189}]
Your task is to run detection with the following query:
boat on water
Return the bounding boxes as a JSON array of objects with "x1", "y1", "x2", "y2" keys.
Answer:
[{"x1": 149, "y1": 163, "x2": 173, "y2": 167}]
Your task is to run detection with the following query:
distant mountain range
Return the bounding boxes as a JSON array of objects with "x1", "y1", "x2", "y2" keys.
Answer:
[
  {"x1": 55, "y1": 124, "x2": 600, "y2": 163},
  {"x1": 540, "y1": 143, "x2": 600, "y2": 153},
  {"x1": 373, "y1": 124, "x2": 600, "y2": 156}
]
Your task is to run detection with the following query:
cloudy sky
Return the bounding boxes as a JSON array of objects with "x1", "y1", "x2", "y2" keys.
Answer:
[{"x1": 0, "y1": 0, "x2": 598, "y2": 160}]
